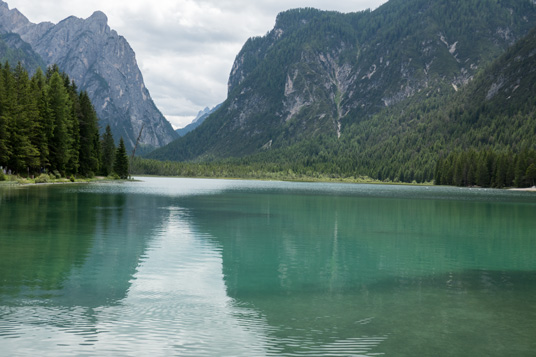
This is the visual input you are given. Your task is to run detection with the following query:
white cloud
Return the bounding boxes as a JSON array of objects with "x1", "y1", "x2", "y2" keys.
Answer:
[{"x1": 5, "y1": 0, "x2": 386, "y2": 128}]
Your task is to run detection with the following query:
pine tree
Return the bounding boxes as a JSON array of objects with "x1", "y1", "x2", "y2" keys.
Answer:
[
  {"x1": 47, "y1": 71, "x2": 70, "y2": 174},
  {"x1": 0, "y1": 65, "x2": 8, "y2": 167},
  {"x1": 0, "y1": 113, "x2": 8, "y2": 168},
  {"x1": 476, "y1": 152, "x2": 490, "y2": 187},
  {"x1": 100, "y1": 125, "x2": 115, "y2": 176},
  {"x1": 0, "y1": 63, "x2": 102, "y2": 177},
  {"x1": 493, "y1": 154, "x2": 507, "y2": 188},
  {"x1": 453, "y1": 152, "x2": 464, "y2": 186},
  {"x1": 29, "y1": 67, "x2": 50, "y2": 170},
  {"x1": 113, "y1": 137, "x2": 129, "y2": 179},
  {"x1": 77, "y1": 91, "x2": 100, "y2": 176},
  {"x1": 434, "y1": 156, "x2": 444, "y2": 185},
  {"x1": 8, "y1": 63, "x2": 39, "y2": 174},
  {"x1": 526, "y1": 163, "x2": 536, "y2": 187},
  {"x1": 65, "y1": 80, "x2": 80, "y2": 176}
]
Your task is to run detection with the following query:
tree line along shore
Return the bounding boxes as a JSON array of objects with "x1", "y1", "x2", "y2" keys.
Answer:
[
  {"x1": 1, "y1": 62, "x2": 534, "y2": 190},
  {"x1": 0, "y1": 63, "x2": 129, "y2": 183}
]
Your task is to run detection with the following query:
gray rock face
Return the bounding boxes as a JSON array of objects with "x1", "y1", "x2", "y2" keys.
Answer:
[
  {"x1": 0, "y1": 1, "x2": 177, "y2": 150},
  {"x1": 224, "y1": 16, "x2": 519, "y2": 145}
]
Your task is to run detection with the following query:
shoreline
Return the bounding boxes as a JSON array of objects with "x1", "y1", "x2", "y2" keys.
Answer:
[
  {"x1": 2, "y1": 174, "x2": 536, "y2": 191},
  {"x1": 132, "y1": 174, "x2": 434, "y2": 186},
  {"x1": 508, "y1": 186, "x2": 536, "y2": 192},
  {"x1": 0, "y1": 176, "x2": 124, "y2": 187}
]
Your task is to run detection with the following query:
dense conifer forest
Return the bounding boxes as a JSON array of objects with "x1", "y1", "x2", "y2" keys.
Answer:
[
  {"x1": 0, "y1": 63, "x2": 128, "y2": 181},
  {"x1": 435, "y1": 149, "x2": 536, "y2": 188}
]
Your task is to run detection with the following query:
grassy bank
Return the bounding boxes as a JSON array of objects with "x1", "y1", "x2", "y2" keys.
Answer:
[{"x1": 0, "y1": 173, "x2": 126, "y2": 186}]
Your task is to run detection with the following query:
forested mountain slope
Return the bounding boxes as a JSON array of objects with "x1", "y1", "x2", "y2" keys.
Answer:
[
  {"x1": 149, "y1": 0, "x2": 536, "y2": 163},
  {"x1": 242, "y1": 24, "x2": 536, "y2": 184},
  {"x1": 0, "y1": 33, "x2": 44, "y2": 72}
]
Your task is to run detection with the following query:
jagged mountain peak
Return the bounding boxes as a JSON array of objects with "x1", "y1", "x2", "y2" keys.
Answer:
[
  {"x1": 175, "y1": 104, "x2": 221, "y2": 137},
  {"x1": 89, "y1": 10, "x2": 108, "y2": 24},
  {"x1": 0, "y1": 1, "x2": 177, "y2": 151},
  {"x1": 56, "y1": 10, "x2": 109, "y2": 36},
  {"x1": 0, "y1": 0, "x2": 31, "y2": 32}
]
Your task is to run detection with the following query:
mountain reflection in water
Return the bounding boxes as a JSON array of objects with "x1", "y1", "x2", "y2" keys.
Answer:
[{"x1": 0, "y1": 178, "x2": 535, "y2": 356}]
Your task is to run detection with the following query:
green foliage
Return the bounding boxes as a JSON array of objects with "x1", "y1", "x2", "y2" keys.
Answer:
[
  {"x1": 77, "y1": 91, "x2": 100, "y2": 176},
  {"x1": 15, "y1": 176, "x2": 31, "y2": 184},
  {"x1": 524, "y1": 163, "x2": 536, "y2": 187},
  {"x1": 5, "y1": 62, "x2": 40, "y2": 173},
  {"x1": 100, "y1": 125, "x2": 115, "y2": 176},
  {"x1": 0, "y1": 170, "x2": 5, "y2": 181},
  {"x1": 47, "y1": 71, "x2": 71, "y2": 174},
  {"x1": 0, "y1": 63, "x2": 100, "y2": 178},
  {"x1": 434, "y1": 149, "x2": 536, "y2": 188},
  {"x1": 113, "y1": 138, "x2": 129, "y2": 179},
  {"x1": 131, "y1": 156, "x2": 389, "y2": 184},
  {"x1": 34, "y1": 173, "x2": 50, "y2": 183}
]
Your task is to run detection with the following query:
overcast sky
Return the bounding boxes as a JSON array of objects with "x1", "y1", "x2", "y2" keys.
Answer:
[{"x1": 6, "y1": 0, "x2": 387, "y2": 128}]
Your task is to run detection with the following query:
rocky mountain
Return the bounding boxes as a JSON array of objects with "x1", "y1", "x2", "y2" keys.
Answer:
[
  {"x1": 248, "y1": 22, "x2": 536, "y2": 183},
  {"x1": 176, "y1": 105, "x2": 221, "y2": 137},
  {"x1": 0, "y1": 1, "x2": 177, "y2": 151},
  {"x1": 0, "y1": 32, "x2": 45, "y2": 71},
  {"x1": 149, "y1": 0, "x2": 536, "y2": 162}
]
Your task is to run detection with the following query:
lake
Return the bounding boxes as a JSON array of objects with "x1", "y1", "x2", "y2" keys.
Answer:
[{"x1": 1, "y1": 177, "x2": 535, "y2": 356}]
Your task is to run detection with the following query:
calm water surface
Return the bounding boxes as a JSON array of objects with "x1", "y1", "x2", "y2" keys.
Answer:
[{"x1": 0, "y1": 177, "x2": 535, "y2": 356}]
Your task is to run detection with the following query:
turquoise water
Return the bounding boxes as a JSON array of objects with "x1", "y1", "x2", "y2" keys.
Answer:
[{"x1": 0, "y1": 177, "x2": 535, "y2": 356}]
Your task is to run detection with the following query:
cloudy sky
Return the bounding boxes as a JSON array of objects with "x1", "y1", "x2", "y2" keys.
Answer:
[{"x1": 6, "y1": 0, "x2": 387, "y2": 128}]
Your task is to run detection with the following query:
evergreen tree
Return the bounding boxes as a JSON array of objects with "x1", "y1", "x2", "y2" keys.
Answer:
[
  {"x1": 47, "y1": 71, "x2": 70, "y2": 174},
  {"x1": 493, "y1": 154, "x2": 508, "y2": 188},
  {"x1": 77, "y1": 91, "x2": 100, "y2": 176},
  {"x1": 0, "y1": 63, "x2": 100, "y2": 177},
  {"x1": 8, "y1": 63, "x2": 39, "y2": 174},
  {"x1": 475, "y1": 153, "x2": 490, "y2": 187},
  {"x1": 113, "y1": 137, "x2": 129, "y2": 179},
  {"x1": 65, "y1": 79, "x2": 80, "y2": 175},
  {"x1": 29, "y1": 67, "x2": 50, "y2": 170},
  {"x1": 0, "y1": 66, "x2": 8, "y2": 167},
  {"x1": 100, "y1": 125, "x2": 115, "y2": 176},
  {"x1": 453, "y1": 153, "x2": 464, "y2": 186},
  {"x1": 526, "y1": 163, "x2": 536, "y2": 187},
  {"x1": 0, "y1": 113, "x2": 7, "y2": 167}
]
